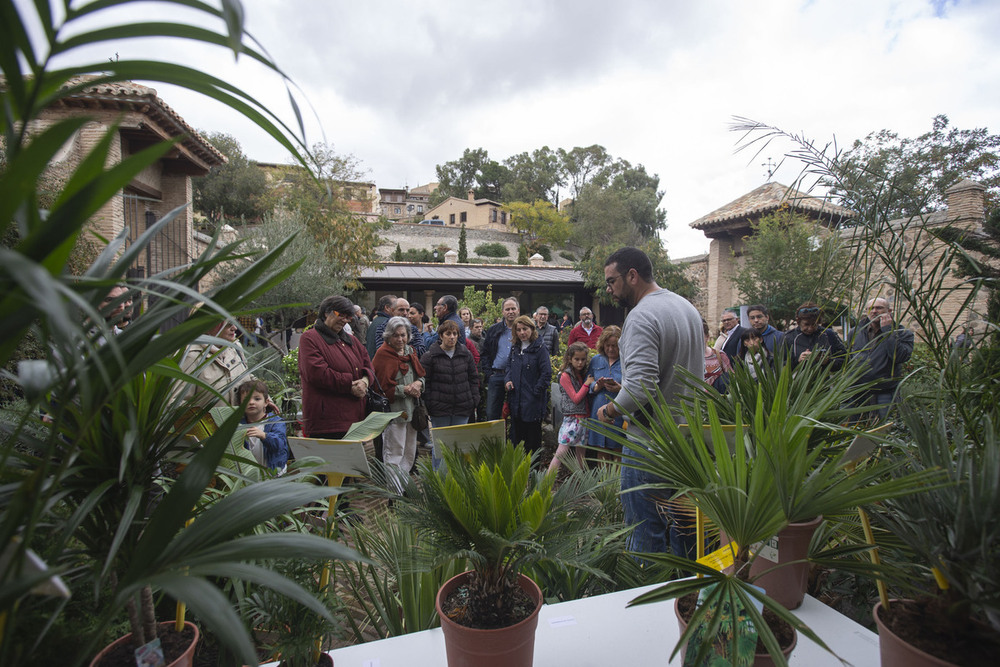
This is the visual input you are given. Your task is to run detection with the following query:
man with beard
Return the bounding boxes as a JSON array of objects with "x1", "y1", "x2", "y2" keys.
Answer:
[{"x1": 597, "y1": 246, "x2": 703, "y2": 559}]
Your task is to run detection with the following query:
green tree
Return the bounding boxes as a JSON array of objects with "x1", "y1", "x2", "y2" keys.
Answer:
[
  {"x1": 192, "y1": 132, "x2": 270, "y2": 224},
  {"x1": 458, "y1": 224, "x2": 468, "y2": 262},
  {"x1": 559, "y1": 144, "x2": 612, "y2": 201},
  {"x1": 517, "y1": 243, "x2": 528, "y2": 265},
  {"x1": 575, "y1": 240, "x2": 696, "y2": 306},
  {"x1": 503, "y1": 146, "x2": 564, "y2": 204},
  {"x1": 828, "y1": 114, "x2": 1000, "y2": 219},
  {"x1": 394, "y1": 243, "x2": 403, "y2": 261},
  {"x1": 569, "y1": 160, "x2": 667, "y2": 245},
  {"x1": 432, "y1": 147, "x2": 500, "y2": 205},
  {"x1": 215, "y1": 209, "x2": 349, "y2": 333},
  {"x1": 271, "y1": 142, "x2": 383, "y2": 288},
  {"x1": 460, "y1": 284, "x2": 504, "y2": 323},
  {"x1": 503, "y1": 200, "x2": 571, "y2": 246},
  {"x1": 731, "y1": 208, "x2": 850, "y2": 327}
]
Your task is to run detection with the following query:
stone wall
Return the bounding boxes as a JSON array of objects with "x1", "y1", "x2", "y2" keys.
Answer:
[{"x1": 375, "y1": 223, "x2": 581, "y2": 266}]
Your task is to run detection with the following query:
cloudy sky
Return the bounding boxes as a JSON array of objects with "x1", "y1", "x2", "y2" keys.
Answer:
[{"x1": 42, "y1": 0, "x2": 1000, "y2": 258}]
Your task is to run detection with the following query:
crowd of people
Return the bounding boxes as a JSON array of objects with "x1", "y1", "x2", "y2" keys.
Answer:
[{"x1": 146, "y1": 242, "x2": 919, "y2": 563}]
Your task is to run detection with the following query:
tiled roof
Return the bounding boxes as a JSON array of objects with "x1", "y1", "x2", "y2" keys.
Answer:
[
  {"x1": 55, "y1": 75, "x2": 226, "y2": 167},
  {"x1": 359, "y1": 263, "x2": 583, "y2": 284},
  {"x1": 689, "y1": 182, "x2": 854, "y2": 232}
]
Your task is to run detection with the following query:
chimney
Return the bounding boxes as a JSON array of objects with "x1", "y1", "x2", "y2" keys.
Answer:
[
  {"x1": 444, "y1": 249, "x2": 459, "y2": 265},
  {"x1": 945, "y1": 179, "x2": 986, "y2": 230},
  {"x1": 467, "y1": 189, "x2": 475, "y2": 201},
  {"x1": 529, "y1": 253, "x2": 544, "y2": 267}
]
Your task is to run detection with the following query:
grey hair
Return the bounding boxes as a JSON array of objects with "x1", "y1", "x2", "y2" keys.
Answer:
[{"x1": 384, "y1": 316, "x2": 411, "y2": 342}]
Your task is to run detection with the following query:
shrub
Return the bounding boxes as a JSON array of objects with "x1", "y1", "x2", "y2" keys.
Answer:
[
  {"x1": 474, "y1": 242, "x2": 509, "y2": 258},
  {"x1": 560, "y1": 251, "x2": 576, "y2": 261}
]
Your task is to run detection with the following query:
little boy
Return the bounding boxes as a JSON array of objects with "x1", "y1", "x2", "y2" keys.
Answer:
[{"x1": 237, "y1": 379, "x2": 289, "y2": 475}]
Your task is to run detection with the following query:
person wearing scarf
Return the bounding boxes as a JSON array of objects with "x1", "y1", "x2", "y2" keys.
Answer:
[
  {"x1": 298, "y1": 295, "x2": 375, "y2": 439},
  {"x1": 373, "y1": 316, "x2": 426, "y2": 491}
]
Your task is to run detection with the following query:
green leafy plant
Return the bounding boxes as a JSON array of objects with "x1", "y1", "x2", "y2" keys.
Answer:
[
  {"x1": 0, "y1": 2, "x2": 364, "y2": 665},
  {"x1": 593, "y1": 371, "x2": 939, "y2": 666},
  {"x1": 474, "y1": 242, "x2": 509, "y2": 258},
  {"x1": 336, "y1": 510, "x2": 467, "y2": 641},
  {"x1": 392, "y1": 439, "x2": 615, "y2": 628},
  {"x1": 871, "y1": 403, "x2": 1000, "y2": 637}
]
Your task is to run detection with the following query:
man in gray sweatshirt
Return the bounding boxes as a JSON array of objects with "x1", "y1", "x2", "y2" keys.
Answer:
[
  {"x1": 597, "y1": 247, "x2": 704, "y2": 559},
  {"x1": 849, "y1": 297, "x2": 914, "y2": 420}
]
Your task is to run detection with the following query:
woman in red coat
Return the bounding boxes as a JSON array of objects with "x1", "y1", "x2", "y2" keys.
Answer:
[{"x1": 298, "y1": 295, "x2": 375, "y2": 439}]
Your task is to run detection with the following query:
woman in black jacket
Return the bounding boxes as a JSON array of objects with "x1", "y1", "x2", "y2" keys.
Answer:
[
  {"x1": 420, "y1": 319, "x2": 480, "y2": 467},
  {"x1": 504, "y1": 315, "x2": 551, "y2": 454}
]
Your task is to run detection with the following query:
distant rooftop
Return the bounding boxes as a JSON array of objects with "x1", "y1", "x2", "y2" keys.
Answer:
[{"x1": 690, "y1": 182, "x2": 854, "y2": 236}]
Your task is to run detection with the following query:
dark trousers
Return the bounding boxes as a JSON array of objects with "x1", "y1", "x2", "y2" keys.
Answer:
[{"x1": 509, "y1": 418, "x2": 542, "y2": 454}]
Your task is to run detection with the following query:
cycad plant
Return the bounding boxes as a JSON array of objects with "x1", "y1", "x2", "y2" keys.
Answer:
[
  {"x1": 594, "y1": 369, "x2": 940, "y2": 666},
  {"x1": 392, "y1": 439, "x2": 616, "y2": 628}
]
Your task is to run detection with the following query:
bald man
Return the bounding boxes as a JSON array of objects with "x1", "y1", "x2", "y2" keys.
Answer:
[{"x1": 849, "y1": 297, "x2": 914, "y2": 420}]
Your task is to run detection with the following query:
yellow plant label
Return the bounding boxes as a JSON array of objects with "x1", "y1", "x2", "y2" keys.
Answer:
[{"x1": 697, "y1": 542, "x2": 740, "y2": 571}]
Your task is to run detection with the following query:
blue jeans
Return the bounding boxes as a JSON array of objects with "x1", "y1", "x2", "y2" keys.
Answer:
[
  {"x1": 430, "y1": 414, "x2": 469, "y2": 470},
  {"x1": 620, "y1": 446, "x2": 698, "y2": 560},
  {"x1": 486, "y1": 373, "x2": 507, "y2": 421}
]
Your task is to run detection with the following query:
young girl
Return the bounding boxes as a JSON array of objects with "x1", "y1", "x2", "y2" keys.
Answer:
[
  {"x1": 548, "y1": 342, "x2": 594, "y2": 474},
  {"x1": 238, "y1": 379, "x2": 290, "y2": 475}
]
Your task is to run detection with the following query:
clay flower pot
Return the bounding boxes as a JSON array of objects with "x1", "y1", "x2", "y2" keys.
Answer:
[
  {"x1": 749, "y1": 515, "x2": 823, "y2": 610},
  {"x1": 873, "y1": 600, "x2": 957, "y2": 667},
  {"x1": 436, "y1": 571, "x2": 542, "y2": 667},
  {"x1": 90, "y1": 621, "x2": 199, "y2": 667},
  {"x1": 674, "y1": 594, "x2": 796, "y2": 667}
]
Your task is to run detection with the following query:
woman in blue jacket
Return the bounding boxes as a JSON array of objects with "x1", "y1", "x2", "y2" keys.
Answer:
[{"x1": 504, "y1": 315, "x2": 551, "y2": 454}]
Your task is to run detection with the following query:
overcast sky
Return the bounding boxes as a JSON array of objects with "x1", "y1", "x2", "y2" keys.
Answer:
[{"x1": 43, "y1": 0, "x2": 1000, "y2": 258}]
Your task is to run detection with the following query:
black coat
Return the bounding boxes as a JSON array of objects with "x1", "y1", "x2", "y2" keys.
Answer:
[{"x1": 419, "y1": 341, "x2": 480, "y2": 417}]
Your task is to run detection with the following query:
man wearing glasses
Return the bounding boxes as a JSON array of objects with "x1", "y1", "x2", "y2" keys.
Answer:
[
  {"x1": 713, "y1": 310, "x2": 739, "y2": 351},
  {"x1": 567, "y1": 306, "x2": 603, "y2": 349},
  {"x1": 597, "y1": 246, "x2": 703, "y2": 560}
]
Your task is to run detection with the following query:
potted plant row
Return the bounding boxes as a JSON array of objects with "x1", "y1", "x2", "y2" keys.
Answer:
[{"x1": 594, "y1": 359, "x2": 939, "y2": 666}]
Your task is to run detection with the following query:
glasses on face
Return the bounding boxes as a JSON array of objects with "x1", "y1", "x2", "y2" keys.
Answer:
[
  {"x1": 721, "y1": 317, "x2": 737, "y2": 323},
  {"x1": 605, "y1": 274, "x2": 622, "y2": 288}
]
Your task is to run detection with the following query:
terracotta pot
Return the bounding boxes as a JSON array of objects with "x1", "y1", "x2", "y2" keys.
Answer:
[
  {"x1": 436, "y1": 571, "x2": 542, "y2": 667},
  {"x1": 749, "y1": 515, "x2": 823, "y2": 610},
  {"x1": 90, "y1": 621, "x2": 199, "y2": 667},
  {"x1": 873, "y1": 600, "x2": 956, "y2": 667},
  {"x1": 674, "y1": 595, "x2": 796, "y2": 667}
]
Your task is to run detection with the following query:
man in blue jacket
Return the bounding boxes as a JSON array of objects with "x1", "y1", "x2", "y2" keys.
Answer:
[
  {"x1": 722, "y1": 304, "x2": 782, "y2": 361},
  {"x1": 481, "y1": 297, "x2": 521, "y2": 420},
  {"x1": 849, "y1": 297, "x2": 914, "y2": 420}
]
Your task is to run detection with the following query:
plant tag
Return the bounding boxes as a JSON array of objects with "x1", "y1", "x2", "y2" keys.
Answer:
[
  {"x1": 696, "y1": 541, "x2": 739, "y2": 571},
  {"x1": 751, "y1": 536, "x2": 779, "y2": 562},
  {"x1": 134, "y1": 637, "x2": 165, "y2": 667},
  {"x1": 548, "y1": 615, "x2": 577, "y2": 627}
]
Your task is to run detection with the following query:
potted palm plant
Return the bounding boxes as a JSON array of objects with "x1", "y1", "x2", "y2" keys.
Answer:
[
  {"x1": 595, "y1": 366, "x2": 938, "y2": 666},
  {"x1": 0, "y1": 3, "x2": 365, "y2": 666},
  {"x1": 868, "y1": 403, "x2": 1000, "y2": 666},
  {"x1": 391, "y1": 438, "x2": 617, "y2": 667}
]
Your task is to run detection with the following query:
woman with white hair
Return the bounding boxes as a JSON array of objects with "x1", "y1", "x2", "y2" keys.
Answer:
[{"x1": 373, "y1": 316, "x2": 426, "y2": 488}]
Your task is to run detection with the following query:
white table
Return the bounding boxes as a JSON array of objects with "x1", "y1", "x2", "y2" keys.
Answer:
[{"x1": 322, "y1": 583, "x2": 880, "y2": 666}]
